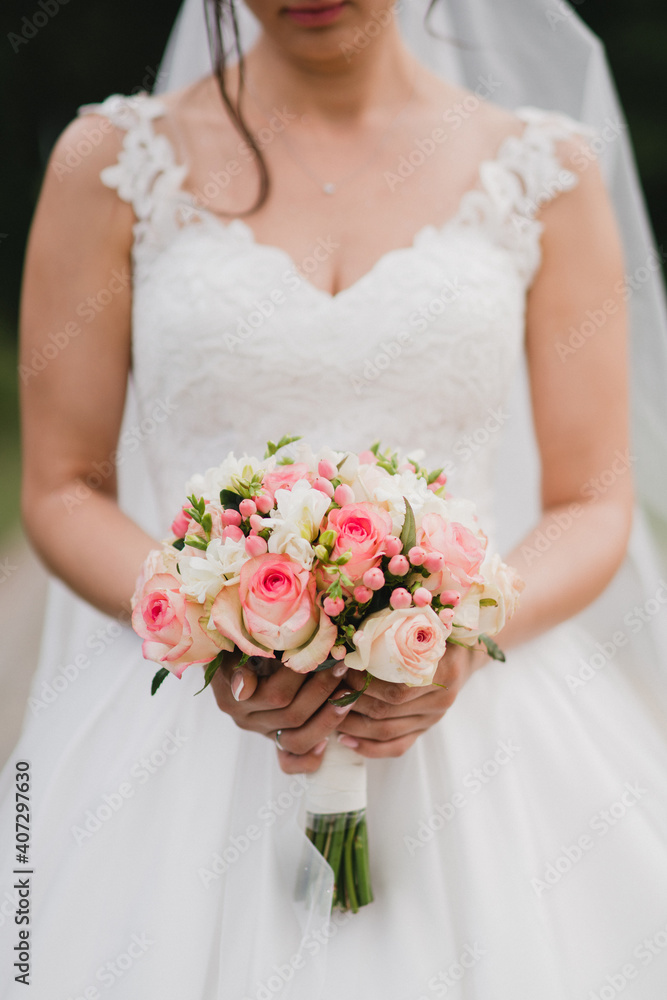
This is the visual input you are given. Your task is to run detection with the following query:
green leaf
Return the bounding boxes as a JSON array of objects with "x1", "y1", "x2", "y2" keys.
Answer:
[
  {"x1": 194, "y1": 655, "x2": 224, "y2": 695},
  {"x1": 400, "y1": 497, "x2": 417, "y2": 554},
  {"x1": 201, "y1": 513, "x2": 212, "y2": 535},
  {"x1": 479, "y1": 633, "x2": 506, "y2": 662},
  {"x1": 329, "y1": 672, "x2": 371, "y2": 707},
  {"x1": 172, "y1": 538, "x2": 185, "y2": 551},
  {"x1": 151, "y1": 667, "x2": 170, "y2": 696},
  {"x1": 427, "y1": 466, "x2": 444, "y2": 485},
  {"x1": 238, "y1": 652, "x2": 250, "y2": 667},
  {"x1": 220, "y1": 489, "x2": 242, "y2": 510},
  {"x1": 315, "y1": 657, "x2": 339, "y2": 672},
  {"x1": 277, "y1": 456, "x2": 295, "y2": 466},
  {"x1": 184, "y1": 535, "x2": 208, "y2": 551},
  {"x1": 479, "y1": 598, "x2": 498, "y2": 607},
  {"x1": 264, "y1": 434, "x2": 302, "y2": 459}
]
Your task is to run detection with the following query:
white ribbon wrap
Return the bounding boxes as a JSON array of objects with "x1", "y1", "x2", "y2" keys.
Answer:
[{"x1": 304, "y1": 739, "x2": 367, "y2": 815}]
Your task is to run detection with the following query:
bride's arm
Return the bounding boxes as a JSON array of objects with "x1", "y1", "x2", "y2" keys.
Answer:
[
  {"x1": 335, "y1": 141, "x2": 633, "y2": 755},
  {"x1": 20, "y1": 116, "x2": 157, "y2": 618}
]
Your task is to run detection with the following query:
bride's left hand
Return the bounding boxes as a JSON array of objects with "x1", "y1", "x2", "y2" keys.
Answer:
[{"x1": 334, "y1": 643, "x2": 486, "y2": 758}]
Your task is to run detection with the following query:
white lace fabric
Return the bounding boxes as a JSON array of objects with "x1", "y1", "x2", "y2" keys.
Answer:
[{"x1": 79, "y1": 92, "x2": 587, "y2": 540}]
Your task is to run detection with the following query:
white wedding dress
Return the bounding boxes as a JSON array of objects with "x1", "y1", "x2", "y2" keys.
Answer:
[{"x1": 2, "y1": 92, "x2": 667, "y2": 1000}]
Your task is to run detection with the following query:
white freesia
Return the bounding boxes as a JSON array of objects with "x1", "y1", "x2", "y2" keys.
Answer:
[
  {"x1": 185, "y1": 453, "x2": 266, "y2": 502},
  {"x1": 294, "y1": 441, "x2": 346, "y2": 475},
  {"x1": 178, "y1": 537, "x2": 249, "y2": 603},
  {"x1": 267, "y1": 522, "x2": 316, "y2": 570},
  {"x1": 267, "y1": 479, "x2": 331, "y2": 539}
]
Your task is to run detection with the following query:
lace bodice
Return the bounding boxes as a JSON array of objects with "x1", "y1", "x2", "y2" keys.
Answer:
[{"x1": 79, "y1": 93, "x2": 585, "y2": 535}]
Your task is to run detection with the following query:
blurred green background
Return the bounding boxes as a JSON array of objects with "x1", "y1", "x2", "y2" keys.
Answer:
[{"x1": 0, "y1": 0, "x2": 665, "y2": 543}]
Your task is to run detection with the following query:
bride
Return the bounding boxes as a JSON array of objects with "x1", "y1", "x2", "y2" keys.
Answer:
[{"x1": 3, "y1": 0, "x2": 667, "y2": 997}]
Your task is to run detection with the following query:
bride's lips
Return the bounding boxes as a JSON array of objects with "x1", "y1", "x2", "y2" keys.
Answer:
[{"x1": 282, "y1": 2, "x2": 349, "y2": 28}]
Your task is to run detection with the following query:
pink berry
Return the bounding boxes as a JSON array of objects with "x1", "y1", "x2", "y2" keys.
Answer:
[
  {"x1": 334, "y1": 484, "x2": 355, "y2": 506},
  {"x1": 363, "y1": 568, "x2": 385, "y2": 591},
  {"x1": 331, "y1": 645, "x2": 347, "y2": 661},
  {"x1": 390, "y1": 588, "x2": 412, "y2": 610},
  {"x1": 222, "y1": 508, "x2": 242, "y2": 527},
  {"x1": 413, "y1": 587, "x2": 433, "y2": 607},
  {"x1": 388, "y1": 554, "x2": 409, "y2": 576},
  {"x1": 408, "y1": 546, "x2": 427, "y2": 566},
  {"x1": 239, "y1": 498, "x2": 257, "y2": 518},
  {"x1": 245, "y1": 534, "x2": 268, "y2": 557},
  {"x1": 423, "y1": 551, "x2": 445, "y2": 574},
  {"x1": 249, "y1": 514, "x2": 265, "y2": 533},
  {"x1": 354, "y1": 585, "x2": 373, "y2": 604},
  {"x1": 323, "y1": 596, "x2": 345, "y2": 617},
  {"x1": 440, "y1": 590, "x2": 461, "y2": 607},
  {"x1": 439, "y1": 607, "x2": 455, "y2": 625},
  {"x1": 318, "y1": 459, "x2": 337, "y2": 480},
  {"x1": 313, "y1": 477, "x2": 335, "y2": 498},
  {"x1": 254, "y1": 493, "x2": 273, "y2": 514},
  {"x1": 222, "y1": 525, "x2": 243, "y2": 542},
  {"x1": 384, "y1": 535, "x2": 403, "y2": 558}
]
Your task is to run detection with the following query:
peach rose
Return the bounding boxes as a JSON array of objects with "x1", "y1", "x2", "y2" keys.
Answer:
[
  {"x1": 327, "y1": 503, "x2": 393, "y2": 583},
  {"x1": 262, "y1": 463, "x2": 312, "y2": 501},
  {"x1": 211, "y1": 554, "x2": 336, "y2": 672},
  {"x1": 131, "y1": 573, "x2": 230, "y2": 678},
  {"x1": 345, "y1": 605, "x2": 451, "y2": 687},
  {"x1": 417, "y1": 514, "x2": 486, "y2": 593}
]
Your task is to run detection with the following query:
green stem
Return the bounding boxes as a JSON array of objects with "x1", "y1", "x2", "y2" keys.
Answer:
[{"x1": 343, "y1": 817, "x2": 359, "y2": 914}]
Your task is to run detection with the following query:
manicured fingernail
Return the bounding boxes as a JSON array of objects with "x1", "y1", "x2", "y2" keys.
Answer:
[
  {"x1": 313, "y1": 739, "x2": 328, "y2": 755},
  {"x1": 231, "y1": 673, "x2": 244, "y2": 701},
  {"x1": 332, "y1": 663, "x2": 347, "y2": 678},
  {"x1": 337, "y1": 734, "x2": 360, "y2": 749}
]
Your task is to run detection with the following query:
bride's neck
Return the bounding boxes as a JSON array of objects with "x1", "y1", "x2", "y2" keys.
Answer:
[{"x1": 243, "y1": 27, "x2": 416, "y2": 126}]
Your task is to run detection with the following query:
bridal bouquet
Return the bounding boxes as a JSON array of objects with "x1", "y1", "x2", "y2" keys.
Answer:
[{"x1": 131, "y1": 436, "x2": 523, "y2": 911}]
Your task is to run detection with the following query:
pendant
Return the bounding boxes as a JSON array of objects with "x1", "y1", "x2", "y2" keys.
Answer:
[{"x1": 323, "y1": 182, "x2": 336, "y2": 195}]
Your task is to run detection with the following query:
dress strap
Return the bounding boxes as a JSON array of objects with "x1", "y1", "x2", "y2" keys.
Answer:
[
  {"x1": 77, "y1": 93, "x2": 190, "y2": 252},
  {"x1": 457, "y1": 106, "x2": 595, "y2": 285}
]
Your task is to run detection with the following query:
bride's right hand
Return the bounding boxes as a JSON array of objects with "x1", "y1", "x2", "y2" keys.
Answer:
[{"x1": 209, "y1": 654, "x2": 356, "y2": 775}]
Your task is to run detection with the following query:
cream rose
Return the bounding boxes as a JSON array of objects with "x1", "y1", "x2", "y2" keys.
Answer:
[{"x1": 345, "y1": 605, "x2": 451, "y2": 687}]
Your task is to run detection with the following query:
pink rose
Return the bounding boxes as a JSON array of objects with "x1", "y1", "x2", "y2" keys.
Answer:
[
  {"x1": 345, "y1": 606, "x2": 451, "y2": 687},
  {"x1": 262, "y1": 463, "x2": 312, "y2": 501},
  {"x1": 131, "y1": 573, "x2": 230, "y2": 678},
  {"x1": 327, "y1": 503, "x2": 392, "y2": 583},
  {"x1": 417, "y1": 513, "x2": 486, "y2": 594},
  {"x1": 211, "y1": 554, "x2": 336, "y2": 672}
]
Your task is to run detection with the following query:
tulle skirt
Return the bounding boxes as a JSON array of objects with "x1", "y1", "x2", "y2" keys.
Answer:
[{"x1": 2, "y1": 540, "x2": 667, "y2": 1000}]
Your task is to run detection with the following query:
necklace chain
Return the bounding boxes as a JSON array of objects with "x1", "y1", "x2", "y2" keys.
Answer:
[{"x1": 246, "y1": 72, "x2": 419, "y2": 196}]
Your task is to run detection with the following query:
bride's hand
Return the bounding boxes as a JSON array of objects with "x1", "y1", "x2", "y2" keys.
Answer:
[
  {"x1": 334, "y1": 644, "x2": 487, "y2": 758},
  {"x1": 209, "y1": 653, "x2": 358, "y2": 774}
]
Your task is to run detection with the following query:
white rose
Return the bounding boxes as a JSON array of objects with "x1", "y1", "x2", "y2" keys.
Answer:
[
  {"x1": 451, "y1": 554, "x2": 524, "y2": 643},
  {"x1": 178, "y1": 536, "x2": 250, "y2": 603},
  {"x1": 345, "y1": 605, "x2": 451, "y2": 687}
]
